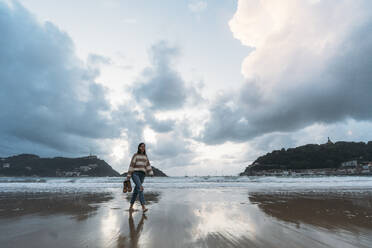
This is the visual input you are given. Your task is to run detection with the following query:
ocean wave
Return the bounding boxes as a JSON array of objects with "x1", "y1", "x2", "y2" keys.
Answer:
[
  {"x1": 0, "y1": 176, "x2": 372, "y2": 193},
  {"x1": 0, "y1": 178, "x2": 46, "y2": 183}
]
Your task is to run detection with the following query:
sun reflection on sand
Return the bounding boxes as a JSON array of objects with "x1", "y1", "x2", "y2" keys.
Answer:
[
  {"x1": 192, "y1": 203, "x2": 258, "y2": 241},
  {"x1": 100, "y1": 208, "x2": 121, "y2": 247}
]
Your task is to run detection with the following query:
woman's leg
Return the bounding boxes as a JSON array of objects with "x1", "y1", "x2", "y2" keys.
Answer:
[
  {"x1": 138, "y1": 173, "x2": 145, "y2": 206},
  {"x1": 130, "y1": 173, "x2": 141, "y2": 206}
]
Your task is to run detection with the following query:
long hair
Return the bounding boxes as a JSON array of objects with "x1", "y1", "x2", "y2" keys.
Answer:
[{"x1": 137, "y1": 142, "x2": 146, "y2": 155}]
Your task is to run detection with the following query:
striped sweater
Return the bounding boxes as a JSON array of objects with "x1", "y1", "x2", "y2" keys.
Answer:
[{"x1": 127, "y1": 153, "x2": 154, "y2": 178}]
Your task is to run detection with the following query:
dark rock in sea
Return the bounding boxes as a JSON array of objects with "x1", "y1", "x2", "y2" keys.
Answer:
[{"x1": 121, "y1": 166, "x2": 168, "y2": 177}]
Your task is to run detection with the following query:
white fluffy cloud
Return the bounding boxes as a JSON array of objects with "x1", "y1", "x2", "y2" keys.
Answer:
[
  {"x1": 201, "y1": 0, "x2": 372, "y2": 144},
  {"x1": 229, "y1": 0, "x2": 369, "y2": 84}
]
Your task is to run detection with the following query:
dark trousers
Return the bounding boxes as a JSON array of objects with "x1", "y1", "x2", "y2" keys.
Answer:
[{"x1": 130, "y1": 171, "x2": 145, "y2": 205}]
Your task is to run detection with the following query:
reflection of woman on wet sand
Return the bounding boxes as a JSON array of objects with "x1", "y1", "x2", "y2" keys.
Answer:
[
  {"x1": 126, "y1": 143, "x2": 154, "y2": 212},
  {"x1": 128, "y1": 212, "x2": 147, "y2": 248},
  {"x1": 116, "y1": 212, "x2": 147, "y2": 248}
]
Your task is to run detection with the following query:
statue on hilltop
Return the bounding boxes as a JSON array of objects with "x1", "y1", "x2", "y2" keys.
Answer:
[{"x1": 326, "y1": 137, "x2": 333, "y2": 145}]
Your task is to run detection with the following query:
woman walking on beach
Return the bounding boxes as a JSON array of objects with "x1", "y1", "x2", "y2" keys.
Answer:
[{"x1": 126, "y1": 142, "x2": 154, "y2": 212}]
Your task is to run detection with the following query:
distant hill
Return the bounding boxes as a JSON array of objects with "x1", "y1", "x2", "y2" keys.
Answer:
[
  {"x1": 121, "y1": 166, "x2": 168, "y2": 177},
  {"x1": 240, "y1": 141, "x2": 372, "y2": 175},
  {"x1": 0, "y1": 154, "x2": 120, "y2": 177}
]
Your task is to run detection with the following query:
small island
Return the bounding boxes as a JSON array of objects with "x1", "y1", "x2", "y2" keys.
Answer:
[
  {"x1": 121, "y1": 166, "x2": 168, "y2": 177},
  {"x1": 240, "y1": 139, "x2": 372, "y2": 176}
]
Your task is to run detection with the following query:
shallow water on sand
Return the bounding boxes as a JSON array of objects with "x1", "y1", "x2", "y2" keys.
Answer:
[{"x1": 0, "y1": 176, "x2": 372, "y2": 248}]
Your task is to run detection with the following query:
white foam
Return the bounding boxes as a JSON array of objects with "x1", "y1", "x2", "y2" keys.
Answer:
[{"x1": 0, "y1": 176, "x2": 371, "y2": 193}]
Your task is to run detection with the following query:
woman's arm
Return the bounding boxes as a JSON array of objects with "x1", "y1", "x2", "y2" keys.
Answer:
[
  {"x1": 145, "y1": 156, "x2": 154, "y2": 176},
  {"x1": 127, "y1": 154, "x2": 136, "y2": 180}
]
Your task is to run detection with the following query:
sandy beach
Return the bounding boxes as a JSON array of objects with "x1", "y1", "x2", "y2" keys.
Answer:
[{"x1": 1, "y1": 177, "x2": 372, "y2": 248}]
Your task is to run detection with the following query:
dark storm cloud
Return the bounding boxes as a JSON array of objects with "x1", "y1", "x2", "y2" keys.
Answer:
[
  {"x1": 0, "y1": 1, "x2": 120, "y2": 155},
  {"x1": 132, "y1": 41, "x2": 200, "y2": 111},
  {"x1": 111, "y1": 106, "x2": 146, "y2": 155},
  {"x1": 144, "y1": 110, "x2": 175, "y2": 133},
  {"x1": 201, "y1": 18, "x2": 372, "y2": 145},
  {"x1": 127, "y1": 40, "x2": 203, "y2": 163},
  {"x1": 148, "y1": 131, "x2": 194, "y2": 168},
  {"x1": 122, "y1": 40, "x2": 204, "y2": 159},
  {"x1": 150, "y1": 133, "x2": 191, "y2": 158}
]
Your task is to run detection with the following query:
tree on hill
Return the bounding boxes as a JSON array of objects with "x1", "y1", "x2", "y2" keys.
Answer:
[{"x1": 241, "y1": 141, "x2": 372, "y2": 174}]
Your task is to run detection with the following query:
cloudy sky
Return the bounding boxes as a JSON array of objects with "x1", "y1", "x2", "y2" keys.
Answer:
[{"x1": 1, "y1": 0, "x2": 372, "y2": 176}]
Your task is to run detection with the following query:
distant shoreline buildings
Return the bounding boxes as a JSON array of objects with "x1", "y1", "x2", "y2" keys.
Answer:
[{"x1": 245, "y1": 161, "x2": 372, "y2": 177}]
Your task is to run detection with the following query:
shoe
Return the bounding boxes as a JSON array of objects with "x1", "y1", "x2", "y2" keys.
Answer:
[
  {"x1": 127, "y1": 180, "x2": 132, "y2": 192},
  {"x1": 123, "y1": 180, "x2": 127, "y2": 193},
  {"x1": 123, "y1": 180, "x2": 131, "y2": 193}
]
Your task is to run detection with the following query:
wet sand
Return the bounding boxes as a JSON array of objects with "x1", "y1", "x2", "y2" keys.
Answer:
[{"x1": 1, "y1": 189, "x2": 372, "y2": 248}]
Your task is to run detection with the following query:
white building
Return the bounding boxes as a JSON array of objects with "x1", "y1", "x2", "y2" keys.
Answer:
[
  {"x1": 85, "y1": 155, "x2": 97, "y2": 160},
  {"x1": 2, "y1": 163, "x2": 10, "y2": 168},
  {"x1": 79, "y1": 166, "x2": 91, "y2": 172},
  {"x1": 88, "y1": 164, "x2": 98, "y2": 168},
  {"x1": 65, "y1": 171, "x2": 80, "y2": 176},
  {"x1": 341, "y1": 160, "x2": 358, "y2": 167},
  {"x1": 282, "y1": 171, "x2": 289, "y2": 176}
]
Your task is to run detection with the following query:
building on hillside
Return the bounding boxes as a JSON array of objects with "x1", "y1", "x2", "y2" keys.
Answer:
[
  {"x1": 346, "y1": 168, "x2": 357, "y2": 174},
  {"x1": 88, "y1": 164, "x2": 98, "y2": 168},
  {"x1": 326, "y1": 137, "x2": 333, "y2": 145},
  {"x1": 65, "y1": 171, "x2": 81, "y2": 177},
  {"x1": 341, "y1": 160, "x2": 358, "y2": 167},
  {"x1": 79, "y1": 166, "x2": 92, "y2": 172},
  {"x1": 85, "y1": 155, "x2": 97, "y2": 160},
  {"x1": 2, "y1": 163, "x2": 10, "y2": 168}
]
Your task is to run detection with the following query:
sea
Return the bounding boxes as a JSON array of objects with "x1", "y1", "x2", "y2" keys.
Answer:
[{"x1": 1, "y1": 176, "x2": 372, "y2": 193}]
